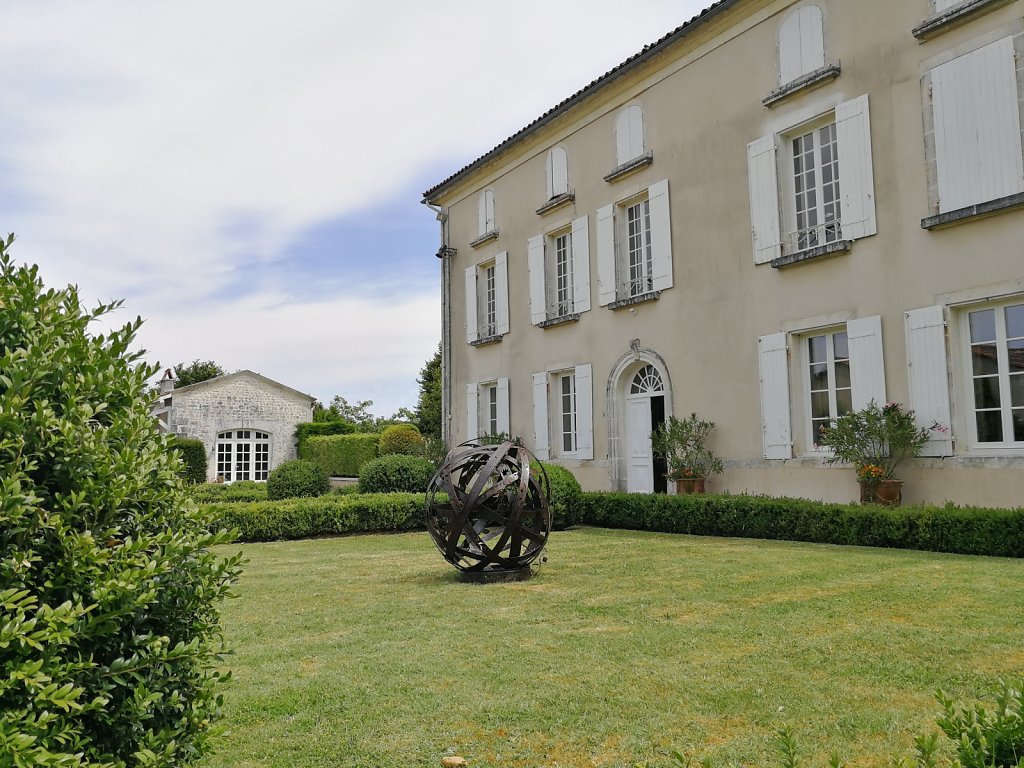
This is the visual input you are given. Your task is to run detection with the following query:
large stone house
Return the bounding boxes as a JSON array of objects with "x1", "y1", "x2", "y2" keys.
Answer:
[
  {"x1": 153, "y1": 370, "x2": 314, "y2": 482},
  {"x1": 423, "y1": 0, "x2": 1024, "y2": 506}
]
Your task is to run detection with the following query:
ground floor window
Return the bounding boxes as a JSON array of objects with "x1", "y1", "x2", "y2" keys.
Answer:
[
  {"x1": 216, "y1": 430, "x2": 270, "y2": 481},
  {"x1": 966, "y1": 302, "x2": 1024, "y2": 445}
]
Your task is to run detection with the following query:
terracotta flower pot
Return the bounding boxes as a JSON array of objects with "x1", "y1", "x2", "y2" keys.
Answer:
[
  {"x1": 860, "y1": 478, "x2": 902, "y2": 506},
  {"x1": 676, "y1": 477, "x2": 706, "y2": 494}
]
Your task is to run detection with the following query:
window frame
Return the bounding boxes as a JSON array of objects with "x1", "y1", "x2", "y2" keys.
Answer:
[
  {"x1": 801, "y1": 326, "x2": 853, "y2": 451},
  {"x1": 216, "y1": 429, "x2": 271, "y2": 482}
]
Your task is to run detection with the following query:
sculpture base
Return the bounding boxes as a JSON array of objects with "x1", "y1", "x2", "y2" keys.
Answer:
[{"x1": 457, "y1": 567, "x2": 533, "y2": 584}]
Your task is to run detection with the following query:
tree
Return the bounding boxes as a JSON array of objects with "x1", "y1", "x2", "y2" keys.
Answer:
[
  {"x1": 415, "y1": 343, "x2": 442, "y2": 439},
  {"x1": 173, "y1": 359, "x2": 225, "y2": 387},
  {"x1": 0, "y1": 234, "x2": 242, "y2": 767}
]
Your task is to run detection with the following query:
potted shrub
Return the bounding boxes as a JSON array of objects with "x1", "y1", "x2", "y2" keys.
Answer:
[
  {"x1": 816, "y1": 400, "x2": 937, "y2": 506},
  {"x1": 651, "y1": 413, "x2": 724, "y2": 494}
]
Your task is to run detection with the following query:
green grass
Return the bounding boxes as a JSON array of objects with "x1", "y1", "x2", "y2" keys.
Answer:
[{"x1": 202, "y1": 528, "x2": 1024, "y2": 768}]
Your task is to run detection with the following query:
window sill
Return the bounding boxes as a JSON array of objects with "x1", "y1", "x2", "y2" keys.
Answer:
[
  {"x1": 607, "y1": 291, "x2": 660, "y2": 310},
  {"x1": 920, "y1": 191, "x2": 1024, "y2": 230},
  {"x1": 538, "y1": 313, "x2": 580, "y2": 329},
  {"x1": 469, "y1": 333, "x2": 504, "y2": 347},
  {"x1": 469, "y1": 230, "x2": 499, "y2": 248},
  {"x1": 603, "y1": 152, "x2": 654, "y2": 183},
  {"x1": 535, "y1": 192, "x2": 575, "y2": 216},
  {"x1": 771, "y1": 239, "x2": 852, "y2": 269},
  {"x1": 762, "y1": 64, "x2": 842, "y2": 107},
  {"x1": 912, "y1": 0, "x2": 1016, "y2": 41}
]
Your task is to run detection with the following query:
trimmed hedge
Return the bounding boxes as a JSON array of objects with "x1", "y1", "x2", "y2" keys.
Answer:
[
  {"x1": 577, "y1": 492, "x2": 1024, "y2": 558},
  {"x1": 534, "y1": 463, "x2": 583, "y2": 530},
  {"x1": 267, "y1": 459, "x2": 329, "y2": 500},
  {"x1": 295, "y1": 419, "x2": 356, "y2": 453},
  {"x1": 359, "y1": 454, "x2": 435, "y2": 493},
  {"x1": 206, "y1": 493, "x2": 424, "y2": 542},
  {"x1": 190, "y1": 480, "x2": 267, "y2": 503},
  {"x1": 300, "y1": 433, "x2": 379, "y2": 477},
  {"x1": 171, "y1": 437, "x2": 207, "y2": 484},
  {"x1": 378, "y1": 424, "x2": 424, "y2": 455}
]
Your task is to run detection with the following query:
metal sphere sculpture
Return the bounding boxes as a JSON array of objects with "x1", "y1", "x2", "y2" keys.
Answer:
[{"x1": 426, "y1": 440, "x2": 551, "y2": 581}]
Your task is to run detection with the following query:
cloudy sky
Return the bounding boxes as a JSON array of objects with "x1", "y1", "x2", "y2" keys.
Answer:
[{"x1": 1, "y1": 1, "x2": 708, "y2": 417}]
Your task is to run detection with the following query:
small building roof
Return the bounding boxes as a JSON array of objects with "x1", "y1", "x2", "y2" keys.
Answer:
[{"x1": 170, "y1": 369, "x2": 317, "y2": 403}]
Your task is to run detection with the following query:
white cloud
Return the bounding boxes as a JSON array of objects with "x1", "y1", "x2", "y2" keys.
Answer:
[{"x1": 0, "y1": 0, "x2": 708, "y2": 417}]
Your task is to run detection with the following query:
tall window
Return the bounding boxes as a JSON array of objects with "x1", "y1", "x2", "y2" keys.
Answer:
[
  {"x1": 216, "y1": 430, "x2": 270, "y2": 482},
  {"x1": 465, "y1": 253, "x2": 509, "y2": 344},
  {"x1": 968, "y1": 303, "x2": 1024, "y2": 444},
  {"x1": 552, "y1": 230, "x2": 573, "y2": 317},
  {"x1": 484, "y1": 383, "x2": 499, "y2": 437},
  {"x1": 792, "y1": 122, "x2": 841, "y2": 250},
  {"x1": 808, "y1": 330, "x2": 851, "y2": 446},
  {"x1": 560, "y1": 373, "x2": 577, "y2": 453},
  {"x1": 480, "y1": 264, "x2": 496, "y2": 336},
  {"x1": 626, "y1": 198, "x2": 653, "y2": 297}
]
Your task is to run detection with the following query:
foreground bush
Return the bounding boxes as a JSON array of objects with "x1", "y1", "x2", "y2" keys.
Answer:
[
  {"x1": 378, "y1": 423, "x2": 424, "y2": 455},
  {"x1": 359, "y1": 454, "x2": 435, "y2": 493},
  {"x1": 0, "y1": 235, "x2": 241, "y2": 767},
  {"x1": 534, "y1": 463, "x2": 583, "y2": 530},
  {"x1": 300, "y1": 433, "x2": 379, "y2": 477},
  {"x1": 577, "y1": 492, "x2": 1024, "y2": 557},
  {"x1": 266, "y1": 459, "x2": 329, "y2": 500},
  {"x1": 190, "y1": 480, "x2": 267, "y2": 503},
  {"x1": 206, "y1": 493, "x2": 424, "y2": 542},
  {"x1": 171, "y1": 436, "x2": 208, "y2": 483}
]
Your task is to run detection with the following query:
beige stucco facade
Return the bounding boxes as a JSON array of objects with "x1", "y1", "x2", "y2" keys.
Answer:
[{"x1": 425, "y1": 0, "x2": 1024, "y2": 507}]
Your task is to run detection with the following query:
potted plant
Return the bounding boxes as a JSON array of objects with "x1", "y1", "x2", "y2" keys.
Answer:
[
  {"x1": 651, "y1": 412, "x2": 724, "y2": 494},
  {"x1": 816, "y1": 400, "x2": 938, "y2": 506}
]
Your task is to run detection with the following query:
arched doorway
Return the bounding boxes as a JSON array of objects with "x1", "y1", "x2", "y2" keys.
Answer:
[{"x1": 606, "y1": 347, "x2": 673, "y2": 493}]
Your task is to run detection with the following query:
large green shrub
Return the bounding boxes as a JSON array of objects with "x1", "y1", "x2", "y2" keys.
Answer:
[
  {"x1": 534, "y1": 463, "x2": 583, "y2": 530},
  {"x1": 206, "y1": 493, "x2": 425, "y2": 542},
  {"x1": 378, "y1": 423, "x2": 424, "y2": 455},
  {"x1": 0, "y1": 235, "x2": 241, "y2": 768},
  {"x1": 295, "y1": 419, "x2": 355, "y2": 453},
  {"x1": 266, "y1": 459, "x2": 329, "y2": 500},
  {"x1": 171, "y1": 436, "x2": 208, "y2": 484},
  {"x1": 576, "y1": 492, "x2": 1024, "y2": 557},
  {"x1": 359, "y1": 454, "x2": 436, "y2": 493},
  {"x1": 299, "y1": 433, "x2": 379, "y2": 476}
]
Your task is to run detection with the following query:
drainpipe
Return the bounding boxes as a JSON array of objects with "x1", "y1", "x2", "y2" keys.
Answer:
[{"x1": 422, "y1": 199, "x2": 453, "y2": 447}]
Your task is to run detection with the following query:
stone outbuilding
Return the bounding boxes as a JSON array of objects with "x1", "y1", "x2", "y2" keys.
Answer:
[{"x1": 153, "y1": 369, "x2": 315, "y2": 482}]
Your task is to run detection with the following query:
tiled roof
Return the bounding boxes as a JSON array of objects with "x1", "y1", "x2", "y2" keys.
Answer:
[{"x1": 422, "y1": 0, "x2": 734, "y2": 202}]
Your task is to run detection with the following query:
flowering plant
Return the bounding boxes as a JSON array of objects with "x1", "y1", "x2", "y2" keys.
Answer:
[
  {"x1": 651, "y1": 413, "x2": 724, "y2": 482},
  {"x1": 817, "y1": 400, "x2": 935, "y2": 481}
]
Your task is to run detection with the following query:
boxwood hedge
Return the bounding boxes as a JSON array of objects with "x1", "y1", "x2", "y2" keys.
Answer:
[{"x1": 299, "y1": 433, "x2": 379, "y2": 477}]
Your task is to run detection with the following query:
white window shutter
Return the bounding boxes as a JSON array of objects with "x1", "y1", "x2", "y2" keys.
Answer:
[
  {"x1": 532, "y1": 372, "x2": 549, "y2": 460},
  {"x1": 905, "y1": 306, "x2": 953, "y2": 457},
  {"x1": 545, "y1": 151, "x2": 554, "y2": 200},
  {"x1": 847, "y1": 314, "x2": 886, "y2": 410},
  {"x1": 571, "y1": 215, "x2": 591, "y2": 314},
  {"x1": 648, "y1": 179, "x2": 673, "y2": 292},
  {"x1": 615, "y1": 106, "x2": 644, "y2": 166},
  {"x1": 596, "y1": 204, "x2": 617, "y2": 306},
  {"x1": 466, "y1": 383, "x2": 479, "y2": 442},
  {"x1": 548, "y1": 147, "x2": 568, "y2": 198},
  {"x1": 778, "y1": 11, "x2": 803, "y2": 85},
  {"x1": 574, "y1": 364, "x2": 594, "y2": 460},
  {"x1": 494, "y1": 251, "x2": 510, "y2": 335},
  {"x1": 496, "y1": 377, "x2": 510, "y2": 436},
  {"x1": 527, "y1": 235, "x2": 546, "y2": 325},
  {"x1": 758, "y1": 332, "x2": 792, "y2": 460},
  {"x1": 798, "y1": 6, "x2": 825, "y2": 77},
  {"x1": 932, "y1": 37, "x2": 1024, "y2": 213},
  {"x1": 478, "y1": 192, "x2": 487, "y2": 236},
  {"x1": 464, "y1": 266, "x2": 478, "y2": 343},
  {"x1": 747, "y1": 135, "x2": 782, "y2": 264},
  {"x1": 835, "y1": 94, "x2": 877, "y2": 240}
]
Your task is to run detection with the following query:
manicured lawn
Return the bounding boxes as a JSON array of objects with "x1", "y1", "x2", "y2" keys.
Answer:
[{"x1": 202, "y1": 528, "x2": 1023, "y2": 768}]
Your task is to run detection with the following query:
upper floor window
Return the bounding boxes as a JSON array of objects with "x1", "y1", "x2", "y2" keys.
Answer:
[
  {"x1": 615, "y1": 105, "x2": 645, "y2": 167},
  {"x1": 596, "y1": 179, "x2": 673, "y2": 306},
  {"x1": 778, "y1": 5, "x2": 825, "y2": 85},
  {"x1": 478, "y1": 190, "x2": 496, "y2": 238},
  {"x1": 546, "y1": 147, "x2": 570, "y2": 200},
  {"x1": 464, "y1": 253, "x2": 509, "y2": 344},
  {"x1": 925, "y1": 35, "x2": 1024, "y2": 217},
  {"x1": 528, "y1": 216, "x2": 592, "y2": 325},
  {"x1": 747, "y1": 95, "x2": 877, "y2": 265}
]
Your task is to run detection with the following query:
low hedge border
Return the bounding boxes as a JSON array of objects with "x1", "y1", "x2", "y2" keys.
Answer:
[
  {"x1": 206, "y1": 492, "x2": 425, "y2": 543},
  {"x1": 191, "y1": 482, "x2": 268, "y2": 504},
  {"x1": 577, "y1": 492, "x2": 1024, "y2": 558}
]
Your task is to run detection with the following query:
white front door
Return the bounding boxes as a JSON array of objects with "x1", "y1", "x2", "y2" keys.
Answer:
[{"x1": 626, "y1": 396, "x2": 653, "y2": 493}]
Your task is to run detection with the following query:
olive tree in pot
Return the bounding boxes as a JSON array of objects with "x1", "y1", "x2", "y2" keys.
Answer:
[{"x1": 651, "y1": 412, "x2": 724, "y2": 494}]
